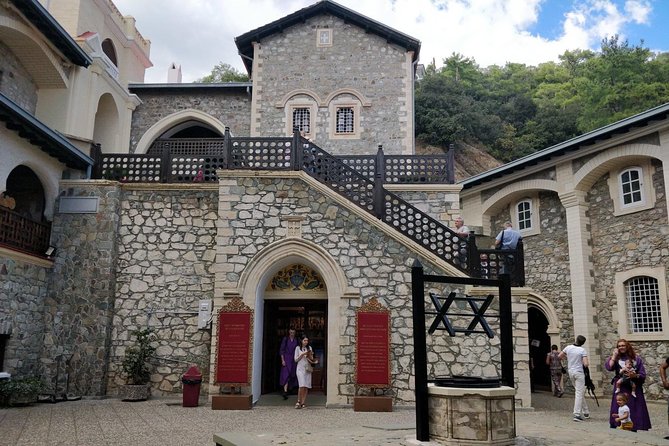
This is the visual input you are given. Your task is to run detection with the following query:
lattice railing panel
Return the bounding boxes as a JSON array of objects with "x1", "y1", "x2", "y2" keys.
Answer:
[
  {"x1": 382, "y1": 193, "x2": 468, "y2": 269},
  {"x1": 0, "y1": 207, "x2": 51, "y2": 255},
  {"x1": 385, "y1": 156, "x2": 451, "y2": 183},
  {"x1": 148, "y1": 138, "x2": 227, "y2": 156},
  {"x1": 170, "y1": 156, "x2": 226, "y2": 183},
  {"x1": 99, "y1": 154, "x2": 161, "y2": 182},
  {"x1": 337, "y1": 156, "x2": 376, "y2": 181},
  {"x1": 302, "y1": 143, "x2": 376, "y2": 213},
  {"x1": 229, "y1": 138, "x2": 293, "y2": 169}
]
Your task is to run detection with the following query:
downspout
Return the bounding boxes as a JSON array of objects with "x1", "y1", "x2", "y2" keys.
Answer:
[{"x1": 412, "y1": 57, "x2": 418, "y2": 154}]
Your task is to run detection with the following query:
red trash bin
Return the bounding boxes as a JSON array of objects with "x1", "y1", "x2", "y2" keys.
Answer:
[{"x1": 181, "y1": 365, "x2": 202, "y2": 407}]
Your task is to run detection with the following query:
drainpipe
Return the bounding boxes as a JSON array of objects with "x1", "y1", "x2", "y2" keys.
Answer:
[{"x1": 412, "y1": 57, "x2": 418, "y2": 154}]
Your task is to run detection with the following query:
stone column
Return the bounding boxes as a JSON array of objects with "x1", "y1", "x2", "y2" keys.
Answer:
[{"x1": 558, "y1": 190, "x2": 601, "y2": 384}]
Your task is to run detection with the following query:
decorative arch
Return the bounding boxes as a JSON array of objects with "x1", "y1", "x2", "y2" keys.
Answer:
[
  {"x1": 526, "y1": 291, "x2": 562, "y2": 337},
  {"x1": 276, "y1": 89, "x2": 323, "y2": 108},
  {"x1": 573, "y1": 143, "x2": 664, "y2": 192},
  {"x1": 101, "y1": 38, "x2": 117, "y2": 66},
  {"x1": 93, "y1": 93, "x2": 120, "y2": 152},
  {"x1": 134, "y1": 109, "x2": 228, "y2": 154},
  {"x1": 323, "y1": 88, "x2": 371, "y2": 107},
  {"x1": 0, "y1": 16, "x2": 69, "y2": 87},
  {"x1": 238, "y1": 238, "x2": 353, "y2": 302},
  {"x1": 2, "y1": 161, "x2": 58, "y2": 220},
  {"x1": 236, "y1": 237, "x2": 356, "y2": 405},
  {"x1": 481, "y1": 179, "x2": 559, "y2": 217}
]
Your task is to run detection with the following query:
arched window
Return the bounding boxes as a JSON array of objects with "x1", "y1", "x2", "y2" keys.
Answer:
[
  {"x1": 625, "y1": 276, "x2": 663, "y2": 333},
  {"x1": 619, "y1": 167, "x2": 643, "y2": 207},
  {"x1": 516, "y1": 199, "x2": 532, "y2": 231},
  {"x1": 5, "y1": 165, "x2": 46, "y2": 222},
  {"x1": 101, "y1": 38, "x2": 117, "y2": 66},
  {"x1": 292, "y1": 108, "x2": 311, "y2": 134}
]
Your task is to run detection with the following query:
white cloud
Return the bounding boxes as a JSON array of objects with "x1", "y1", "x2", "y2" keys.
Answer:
[{"x1": 111, "y1": 0, "x2": 657, "y2": 83}]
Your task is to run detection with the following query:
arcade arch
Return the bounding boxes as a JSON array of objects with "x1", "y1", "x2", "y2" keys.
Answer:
[{"x1": 135, "y1": 110, "x2": 228, "y2": 154}]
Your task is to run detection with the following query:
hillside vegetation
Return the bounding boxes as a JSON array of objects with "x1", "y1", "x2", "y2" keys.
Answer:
[{"x1": 416, "y1": 36, "x2": 669, "y2": 163}]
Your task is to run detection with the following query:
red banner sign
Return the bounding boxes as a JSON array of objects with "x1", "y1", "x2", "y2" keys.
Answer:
[
  {"x1": 216, "y1": 311, "x2": 252, "y2": 385},
  {"x1": 356, "y1": 311, "x2": 390, "y2": 387}
]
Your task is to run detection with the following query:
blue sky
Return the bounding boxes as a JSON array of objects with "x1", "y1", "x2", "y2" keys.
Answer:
[{"x1": 108, "y1": 0, "x2": 669, "y2": 83}]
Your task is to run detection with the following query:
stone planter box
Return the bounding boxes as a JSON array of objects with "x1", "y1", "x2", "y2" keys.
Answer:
[
  {"x1": 427, "y1": 385, "x2": 515, "y2": 446},
  {"x1": 118, "y1": 384, "x2": 150, "y2": 401}
]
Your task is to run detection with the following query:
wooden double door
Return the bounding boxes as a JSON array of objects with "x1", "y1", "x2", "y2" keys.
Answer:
[{"x1": 261, "y1": 299, "x2": 327, "y2": 394}]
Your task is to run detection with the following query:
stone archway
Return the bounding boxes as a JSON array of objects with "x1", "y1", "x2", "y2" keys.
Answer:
[{"x1": 234, "y1": 238, "x2": 356, "y2": 406}]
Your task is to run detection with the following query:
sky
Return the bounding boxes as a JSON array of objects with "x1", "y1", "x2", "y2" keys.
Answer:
[{"x1": 111, "y1": 0, "x2": 669, "y2": 84}]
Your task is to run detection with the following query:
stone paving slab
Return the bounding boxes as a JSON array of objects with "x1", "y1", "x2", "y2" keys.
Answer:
[{"x1": 0, "y1": 392, "x2": 667, "y2": 445}]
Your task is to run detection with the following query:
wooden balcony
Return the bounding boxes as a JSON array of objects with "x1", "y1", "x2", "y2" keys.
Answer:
[{"x1": 0, "y1": 207, "x2": 51, "y2": 258}]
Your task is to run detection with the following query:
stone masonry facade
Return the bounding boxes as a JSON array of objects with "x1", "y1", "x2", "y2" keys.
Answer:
[
  {"x1": 0, "y1": 39, "x2": 38, "y2": 113},
  {"x1": 253, "y1": 14, "x2": 412, "y2": 155},
  {"x1": 128, "y1": 89, "x2": 253, "y2": 152},
  {"x1": 589, "y1": 161, "x2": 669, "y2": 400}
]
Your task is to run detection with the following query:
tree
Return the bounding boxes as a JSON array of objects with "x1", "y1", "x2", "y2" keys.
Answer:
[{"x1": 196, "y1": 62, "x2": 249, "y2": 83}]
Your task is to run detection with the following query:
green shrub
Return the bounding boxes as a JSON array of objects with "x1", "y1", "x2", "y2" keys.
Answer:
[
  {"x1": 121, "y1": 328, "x2": 156, "y2": 385},
  {"x1": 0, "y1": 377, "x2": 44, "y2": 406}
]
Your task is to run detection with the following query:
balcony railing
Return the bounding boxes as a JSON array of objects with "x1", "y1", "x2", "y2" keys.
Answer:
[
  {"x1": 466, "y1": 234, "x2": 525, "y2": 287},
  {"x1": 0, "y1": 207, "x2": 51, "y2": 257},
  {"x1": 91, "y1": 129, "x2": 523, "y2": 285}
]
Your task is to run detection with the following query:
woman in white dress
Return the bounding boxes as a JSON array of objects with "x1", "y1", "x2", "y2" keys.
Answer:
[{"x1": 294, "y1": 335, "x2": 317, "y2": 408}]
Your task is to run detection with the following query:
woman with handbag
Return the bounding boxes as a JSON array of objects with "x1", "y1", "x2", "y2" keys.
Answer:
[
  {"x1": 294, "y1": 335, "x2": 318, "y2": 409},
  {"x1": 546, "y1": 344, "x2": 564, "y2": 397}
]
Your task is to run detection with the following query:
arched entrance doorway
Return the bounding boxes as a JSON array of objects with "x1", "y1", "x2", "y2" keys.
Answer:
[
  {"x1": 261, "y1": 264, "x2": 327, "y2": 397},
  {"x1": 528, "y1": 306, "x2": 551, "y2": 391}
]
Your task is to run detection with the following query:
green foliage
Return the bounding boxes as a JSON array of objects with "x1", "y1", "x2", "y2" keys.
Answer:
[
  {"x1": 416, "y1": 36, "x2": 669, "y2": 162},
  {"x1": 121, "y1": 328, "x2": 157, "y2": 385},
  {"x1": 0, "y1": 377, "x2": 44, "y2": 406},
  {"x1": 196, "y1": 62, "x2": 249, "y2": 83}
]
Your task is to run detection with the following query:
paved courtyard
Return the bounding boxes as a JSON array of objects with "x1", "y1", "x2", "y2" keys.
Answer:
[{"x1": 0, "y1": 391, "x2": 667, "y2": 445}]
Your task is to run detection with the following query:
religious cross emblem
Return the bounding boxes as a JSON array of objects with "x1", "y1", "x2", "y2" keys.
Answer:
[{"x1": 426, "y1": 292, "x2": 495, "y2": 338}]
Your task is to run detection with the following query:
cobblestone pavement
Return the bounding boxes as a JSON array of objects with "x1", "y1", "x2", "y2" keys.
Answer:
[{"x1": 0, "y1": 392, "x2": 667, "y2": 445}]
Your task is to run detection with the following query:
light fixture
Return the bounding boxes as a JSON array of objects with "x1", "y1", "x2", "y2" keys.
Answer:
[{"x1": 45, "y1": 246, "x2": 56, "y2": 258}]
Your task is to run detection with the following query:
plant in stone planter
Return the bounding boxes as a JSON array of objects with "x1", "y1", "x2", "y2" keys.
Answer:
[
  {"x1": 119, "y1": 328, "x2": 156, "y2": 401},
  {"x1": 0, "y1": 377, "x2": 44, "y2": 406}
]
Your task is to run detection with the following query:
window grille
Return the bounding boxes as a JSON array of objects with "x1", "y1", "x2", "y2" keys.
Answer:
[
  {"x1": 625, "y1": 276, "x2": 663, "y2": 333},
  {"x1": 620, "y1": 168, "x2": 643, "y2": 206},
  {"x1": 517, "y1": 200, "x2": 532, "y2": 231},
  {"x1": 336, "y1": 107, "x2": 354, "y2": 134},
  {"x1": 293, "y1": 108, "x2": 311, "y2": 134}
]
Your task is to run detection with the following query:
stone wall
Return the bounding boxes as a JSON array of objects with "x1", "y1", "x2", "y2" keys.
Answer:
[
  {"x1": 44, "y1": 181, "x2": 121, "y2": 396},
  {"x1": 217, "y1": 174, "x2": 525, "y2": 404},
  {"x1": 107, "y1": 186, "x2": 218, "y2": 395},
  {"x1": 0, "y1": 255, "x2": 48, "y2": 376},
  {"x1": 391, "y1": 188, "x2": 461, "y2": 225},
  {"x1": 0, "y1": 38, "x2": 38, "y2": 113},
  {"x1": 254, "y1": 14, "x2": 411, "y2": 155},
  {"x1": 588, "y1": 161, "x2": 669, "y2": 400},
  {"x1": 128, "y1": 89, "x2": 252, "y2": 152}
]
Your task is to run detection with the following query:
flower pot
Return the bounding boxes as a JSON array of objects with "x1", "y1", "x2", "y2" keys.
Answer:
[{"x1": 118, "y1": 384, "x2": 150, "y2": 401}]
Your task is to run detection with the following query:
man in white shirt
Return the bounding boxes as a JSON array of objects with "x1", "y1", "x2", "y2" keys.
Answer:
[
  {"x1": 453, "y1": 217, "x2": 470, "y2": 235},
  {"x1": 559, "y1": 335, "x2": 590, "y2": 421}
]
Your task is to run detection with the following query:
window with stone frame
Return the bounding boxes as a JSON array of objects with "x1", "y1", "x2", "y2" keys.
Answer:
[
  {"x1": 625, "y1": 276, "x2": 663, "y2": 333},
  {"x1": 293, "y1": 108, "x2": 311, "y2": 135},
  {"x1": 335, "y1": 107, "x2": 355, "y2": 134},
  {"x1": 516, "y1": 200, "x2": 532, "y2": 231},
  {"x1": 619, "y1": 167, "x2": 643, "y2": 207},
  {"x1": 615, "y1": 267, "x2": 669, "y2": 341}
]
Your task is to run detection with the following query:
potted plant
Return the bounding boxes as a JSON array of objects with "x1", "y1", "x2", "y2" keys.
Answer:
[
  {"x1": 118, "y1": 328, "x2": 156, "y2": 401},
  {"x1": 0, "y1": 377, "x2": 44, "y2": 406}
]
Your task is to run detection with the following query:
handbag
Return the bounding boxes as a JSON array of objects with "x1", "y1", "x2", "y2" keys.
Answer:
[
  {"x1": 561, "y1": 366, "x2": 567, "y2": 374},
  {"x1": 305, "y1": 362, "x2": 313, "y2": 373}
]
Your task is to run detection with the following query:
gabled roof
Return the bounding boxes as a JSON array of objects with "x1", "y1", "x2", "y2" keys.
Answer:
[
  {"x1": 9, "y1": 0, "x2": 91, "y2": 67},
  {"x1": 0, "y1": 93, "x2": 93, "y2": 170},
  {"x1": 461, "y1": 102, "x2": 669, "y2": 190},
  {"x1": 235, "y1": 0, "x2": 420, "y2": 75}
]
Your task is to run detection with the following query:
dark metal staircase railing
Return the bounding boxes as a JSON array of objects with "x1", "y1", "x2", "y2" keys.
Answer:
[{"x1": 92, "y1": 128, "x2": 477, "y2": 273}]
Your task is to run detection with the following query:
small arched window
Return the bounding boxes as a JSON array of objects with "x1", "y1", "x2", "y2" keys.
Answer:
[
  {"x1": 101, "y1": 38, "x2": 118, "y2": 66},
  {"x1": 619, "y1": 167, "x2": 643, "y2": 207},
  {"x1": 516, "y1": 199, "x2": 532, "y2": 231}
]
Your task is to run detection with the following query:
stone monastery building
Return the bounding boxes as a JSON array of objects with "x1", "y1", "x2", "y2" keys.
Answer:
[{"x1": 2, "y1": 0, "x2": 669, "y2": 410}]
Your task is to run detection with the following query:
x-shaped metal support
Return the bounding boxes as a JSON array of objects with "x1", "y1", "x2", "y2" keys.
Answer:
[{"x1": 427, "y1": 292, "x2": 495, "y2": 338}]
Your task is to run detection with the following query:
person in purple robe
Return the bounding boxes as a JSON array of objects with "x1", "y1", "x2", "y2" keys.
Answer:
[
  {"x1": 604, "y1": 338, "x2": 651, "y2": 431},
  {"x1": 279, "y1": 327, "x2": 298, "y2": 399}
]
